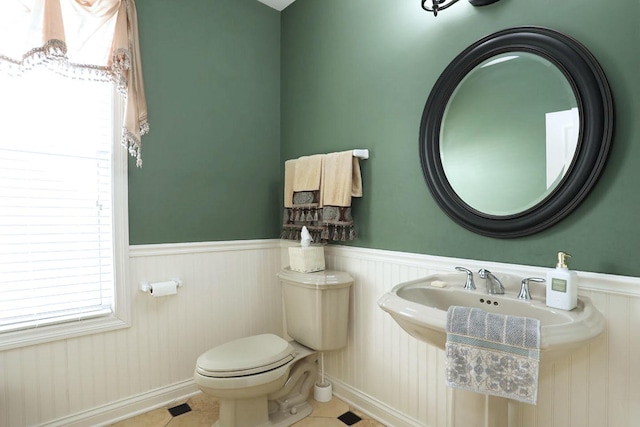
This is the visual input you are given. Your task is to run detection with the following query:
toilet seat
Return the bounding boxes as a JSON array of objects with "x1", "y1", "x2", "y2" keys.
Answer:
[{"x1": 196, "y1": 333, "x2": 295, "y2": 378}]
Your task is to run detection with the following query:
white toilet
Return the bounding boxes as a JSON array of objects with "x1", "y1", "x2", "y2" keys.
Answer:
[{"x1": 194, "y1": 268, "x2": 353, "y2": 427}]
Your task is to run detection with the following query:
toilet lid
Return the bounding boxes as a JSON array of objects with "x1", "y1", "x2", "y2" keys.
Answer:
[{"x1": 196, "y1": 334, "x2": 295, "y2": 378}]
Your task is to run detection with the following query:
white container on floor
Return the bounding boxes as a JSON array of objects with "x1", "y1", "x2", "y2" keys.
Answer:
[{"x1": 314, "y1": 382, "x2": 332, "y2": 403}]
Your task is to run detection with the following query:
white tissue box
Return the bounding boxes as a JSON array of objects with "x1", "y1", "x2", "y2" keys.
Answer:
[{"x1": 288, "y1": 246, "x2": 325, "y2": 273}]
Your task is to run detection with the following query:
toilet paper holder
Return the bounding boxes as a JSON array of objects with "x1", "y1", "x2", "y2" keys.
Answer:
[{"x1": 139, "y1": 279, "x2": 183, "y2": 294}]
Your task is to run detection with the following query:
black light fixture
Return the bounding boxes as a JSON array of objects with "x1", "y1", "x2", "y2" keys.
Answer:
[{"x1": 422, "y1": 0, "x2": 502, "y2": 16}]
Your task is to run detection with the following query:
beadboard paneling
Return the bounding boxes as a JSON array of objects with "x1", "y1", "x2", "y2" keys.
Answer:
[
  {"x1": 2, "y1": 242, "x2": 640, "y2": 426},
  {"x1": 0, "y1": 240, "x2": 283, "y2": 427},
  {"x1": 322, "y1": 245, "x2": 640, "y2": 427}
]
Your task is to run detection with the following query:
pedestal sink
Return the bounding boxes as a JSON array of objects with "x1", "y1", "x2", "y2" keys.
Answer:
[
  {"x1": 378, "y1": 271, "x2": 605, "y2": 361},
  {"x1": 377, "y1": 271, "x2": 606, "y2": 427}
]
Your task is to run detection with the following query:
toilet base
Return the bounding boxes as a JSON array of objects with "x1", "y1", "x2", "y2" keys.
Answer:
[
  {"x1": 206, "y1": 347, "x2": 318, "y2": 427},
  {"x1": 212, "y1": 398, "x2": 312, "y2": 427},
  {"x1": 212, "y1": 399, "x2": 313, "y2": 427},
  {"x1": 267, "y1": 401, "x2": 313, "y2": 427}
]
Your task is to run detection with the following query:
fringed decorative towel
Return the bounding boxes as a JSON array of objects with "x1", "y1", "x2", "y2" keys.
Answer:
[
  {"x1": 445, "y1": 306, "x2": 540, "y2": 405},
  {"x1": 282, "y1": 151, "x2": 362, "y2": 242},
  {"x1": 320, "y1": 151, "x2": 362, "y2": 241},
  {"x1": 282, "y1": 155, "x2": 324, "y2": 242}
]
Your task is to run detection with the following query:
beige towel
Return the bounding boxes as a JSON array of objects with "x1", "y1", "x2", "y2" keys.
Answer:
[
  {"x1": 283, "y1": 159, "x2": 296, "y2": 208},
  {"x1": 293, "y1": 155, "x2": 324, "y2": 192},
  {"x1": 321, "y1": 151, "x2": 363, "y2": 207}
]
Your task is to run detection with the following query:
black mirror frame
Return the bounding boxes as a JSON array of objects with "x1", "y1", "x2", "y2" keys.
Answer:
[{"x1": 419, "y1": 26, "x2": 614, "y2": 238}]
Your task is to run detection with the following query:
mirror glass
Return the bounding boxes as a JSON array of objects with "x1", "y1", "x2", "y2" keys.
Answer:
[{"x1": 440, "y1": 52, "x2": 579, "y2": 215}]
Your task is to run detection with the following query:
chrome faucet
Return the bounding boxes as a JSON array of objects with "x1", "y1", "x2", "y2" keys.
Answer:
[
  {"x1": 517, "y1": 277, "x2": 545, "y2": 300},
  {"x1": 455, "y1": 266, "x2": 476, "y2": 290},
  {"x1": 478, "y1": 269, "x2": 504, "y2": 295}
]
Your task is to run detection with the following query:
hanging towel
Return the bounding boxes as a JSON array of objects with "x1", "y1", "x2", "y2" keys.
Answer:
[
  {"x1": 282, "y1": 151, "x2": 363, "y2": 243},
  {"x1": 283, "y1": 159, "x2": 296, "y2": 208},
  {"x1": 293, "y1": 154, "x2": 324, "y2": 194},
  {"x1": 321, "y1": 151, "x2": 362, "y2": 207},
  {"x1": 319, "y1": 150, "x2": 363, "y2": 241},
  {"x1": 445, "y1": 306, "x2": 540, "y2": 405},
  {"x1": 282, "y1": 154, "x2": 325, "y2": 242}
]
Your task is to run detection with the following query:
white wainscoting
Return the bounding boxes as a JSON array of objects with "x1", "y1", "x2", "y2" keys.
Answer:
[
  {"x1": 2, "y1": 241, "x2": 639, "y2": 427},
  {"x1": 322, "y1": 245, "x2": 640, "y2": 427},
  {"x1": 0, "y1": 240, "x2": 283, "y2": 427}
]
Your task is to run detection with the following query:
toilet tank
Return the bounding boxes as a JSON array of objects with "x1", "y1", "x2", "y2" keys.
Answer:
[{"x1": 277, "y1": 268, "x2": 353, "y2": 351}]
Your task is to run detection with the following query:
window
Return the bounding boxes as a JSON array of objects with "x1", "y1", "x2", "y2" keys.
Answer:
[{"x1": 0, "y1": 68, "x2": 130, "y2": 350}]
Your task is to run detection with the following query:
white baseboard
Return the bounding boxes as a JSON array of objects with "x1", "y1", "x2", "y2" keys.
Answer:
[
  {"x1": 328, "y1": 375, "x2": 427, "y2": 427},
  {"x1": 41, "y1": 379, "x2": 200, "y2": 427},
  {"x1": 41, "y1": 374, "x2": 420, "y2": 427}
]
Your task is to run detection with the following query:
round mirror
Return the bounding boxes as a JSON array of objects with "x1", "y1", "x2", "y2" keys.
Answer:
[{"x1": 420, "y1": 27, "x2": 613, "y2": 238}]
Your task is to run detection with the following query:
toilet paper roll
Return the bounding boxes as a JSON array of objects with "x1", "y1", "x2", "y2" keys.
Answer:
[{"x1": 150, "y1": 281, "x2": 178, "y2": 297}]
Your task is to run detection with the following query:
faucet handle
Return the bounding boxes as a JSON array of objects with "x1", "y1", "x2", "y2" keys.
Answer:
[
  {"x1": 477, "y1": 268, "x2": 491, "y2": 279},
  {"x1": 518, "y1": 277, "x2": 545, "y2": 300},
  {"x1": 455, "y1": 267, "x2": 476, "y2": 290}
]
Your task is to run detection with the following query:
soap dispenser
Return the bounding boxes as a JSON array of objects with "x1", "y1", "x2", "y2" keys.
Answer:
[{"x1": 545, "y1": 251, "x2": 578, "y2": 310}]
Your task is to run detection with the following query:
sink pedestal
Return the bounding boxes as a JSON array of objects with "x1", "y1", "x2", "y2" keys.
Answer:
[{"x1": 449, "y1": 390, "x2": 521, "y2": 427}]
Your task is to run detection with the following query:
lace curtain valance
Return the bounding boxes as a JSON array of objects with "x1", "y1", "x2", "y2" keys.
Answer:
[{"x1": 0, "y1": 0, "x2": 148, "y2": 166}]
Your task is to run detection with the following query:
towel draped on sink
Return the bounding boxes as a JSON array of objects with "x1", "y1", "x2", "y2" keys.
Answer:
[{"x1": 445, "y1": 305, "x2": 541, "y2": 404}]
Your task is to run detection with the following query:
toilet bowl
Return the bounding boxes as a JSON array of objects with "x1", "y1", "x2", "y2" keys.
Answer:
[
  {"x1": 194, "y1": 268, "x2": 354, "y2": 427},
  {"x1": 194, "y1": 334, "x2": 317, "y2": 427}
]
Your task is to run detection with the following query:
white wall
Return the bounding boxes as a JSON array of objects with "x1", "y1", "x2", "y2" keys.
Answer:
[
  {"x1": 1, "y1": 241, "x2": 639, "y2": 426},
  {"x1": 323, "y1": 245, "x2": 640, "y2": 427},
  {"x1": 0, "y1": 240, "x2": 283, "y2": 427}
]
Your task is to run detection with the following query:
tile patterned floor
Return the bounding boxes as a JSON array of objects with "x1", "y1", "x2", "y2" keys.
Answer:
[{"x1": 108, "y1": 392, "x2": 387, "y2": 427}]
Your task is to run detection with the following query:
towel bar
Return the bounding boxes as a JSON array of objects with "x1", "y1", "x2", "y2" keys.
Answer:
[{"x1": 352, "y1": 149, "x2": 369, "y2": 159}]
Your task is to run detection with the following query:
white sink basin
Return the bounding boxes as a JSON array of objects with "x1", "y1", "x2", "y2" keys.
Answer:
[{"x1": 378, "y1": 272, "x2": 605, "y2": 361}]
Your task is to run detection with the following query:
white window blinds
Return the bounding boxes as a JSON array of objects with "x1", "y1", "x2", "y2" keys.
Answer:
[{"x1": 0, "y1": 68, "x2": 115, "y2": 333}]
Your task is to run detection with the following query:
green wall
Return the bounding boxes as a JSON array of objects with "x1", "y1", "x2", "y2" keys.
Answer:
[
  {"x1": 281, "y1": 0, "x2": 640, "y2": 276},
  {"x1": 129, "y1": 0, "x2": 281, "y2": 244},
  {"x1": 130, "y1": 0, "x2": 640, "y2": 277}
]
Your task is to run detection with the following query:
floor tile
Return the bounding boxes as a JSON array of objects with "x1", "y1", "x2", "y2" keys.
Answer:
[
  {"x1": 338, "y1": 411, "x2": 362, "y2": 425},
  {"x1": 292, "y1": 417, "x2": 352, "y2": 427},
  {"x1": 306, "y1": 396, "x2": 349, "y2": 418},
  {"x1": 347, "y1": 406, "x2": 377, "y2": 422},
  {"x1": 108, "y1": 393, "x2": 388, "y2": 427},
  {"x1": 354, "y1": 420, "x2": 387, "y2": 427},
  {"x1": 186, "y1": 393, "x2": 220, "y2": 414},
  {"x1": 167, "y1": 403, "x2": 191, "y2": 417},
  {"x1": 166, "y1": 409, "x2": 218, "y2": 426}
]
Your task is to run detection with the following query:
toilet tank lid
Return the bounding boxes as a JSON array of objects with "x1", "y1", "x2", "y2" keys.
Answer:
[
  {"x1": 196, "y1": 334, "x2": 294, "y2": 377},
  {"x1": 277, "y1": 268, "x2": 353, "y2": 289}
]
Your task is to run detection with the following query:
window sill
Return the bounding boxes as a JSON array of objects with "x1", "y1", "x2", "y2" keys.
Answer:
[{"x1": 0, "y1": 314, "x2": 131, "y2": 351}]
